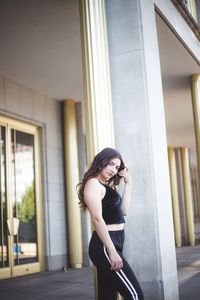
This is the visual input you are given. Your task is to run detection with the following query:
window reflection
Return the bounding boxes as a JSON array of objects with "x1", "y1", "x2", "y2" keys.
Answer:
[
  {"x1": 0, "y1": 126, "x2": 9, "y2": 268},
  {"x1": 11, "y1": 130, "x2": 38, "y2": 265}
]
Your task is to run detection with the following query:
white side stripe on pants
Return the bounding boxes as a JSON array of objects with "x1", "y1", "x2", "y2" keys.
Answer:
[{"x1": 103, "y1": 246, "x2": 138, "y2": 300}]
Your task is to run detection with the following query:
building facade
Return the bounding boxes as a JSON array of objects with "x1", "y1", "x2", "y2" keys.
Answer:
[{"x1": 0, "y1": 0, "x2": 200, "y2": 299}]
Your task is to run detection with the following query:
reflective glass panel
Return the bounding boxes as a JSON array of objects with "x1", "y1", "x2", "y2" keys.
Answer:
[
  {"x1": 11, "y1": 130, "x2": 38, "y2": 265},
  {"x1": 0, "y1": 126, "x2": 9, "y2": 268}
]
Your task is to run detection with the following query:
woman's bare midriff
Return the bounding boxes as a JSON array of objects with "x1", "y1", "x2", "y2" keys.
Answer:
[{"x1": 106, "y1": 223, "x2": 124, "y2": 231}]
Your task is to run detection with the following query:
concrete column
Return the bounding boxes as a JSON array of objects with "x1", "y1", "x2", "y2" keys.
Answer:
[
  {"x1": 105, "y1": 0, "x2": 179, "y2": 299},
  {"x1": 79, "y1": 0, "x2": 114, "y2": 164},
  {"x1": 181, "y1": 147, "x2": 195, "y2": 246},
  {"x1": 196, "y1": 1, "x2": 200, "y2": 24},
  {"x1": 194, "y1": 167, "x2": 200, "y2": 218},
  {"x1": 63, "y1": 100, "x2": 83, "y2": 268},
  {"x1": 168, "y1": 147, "x2": 182, "y2": 247},
  {"x1": 191, "y1": 75, "x2": 200, "y2": 177},
  {"x1": 191, "y1": 167, "x2": 200, "y2": 219},
  {"x1": 76, "y1": 103, "x2": 92, "y2": 267}
]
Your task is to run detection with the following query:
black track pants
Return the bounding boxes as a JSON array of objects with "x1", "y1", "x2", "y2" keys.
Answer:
[{"x1": 89, "y1": 230, "x2": 144, "y2": 300}]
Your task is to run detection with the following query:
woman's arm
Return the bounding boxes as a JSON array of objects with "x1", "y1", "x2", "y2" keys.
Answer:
[
  {"x1": 84, "y1": 178, "x2": 123, "y2": 271},
  {"x1": 118, "y1": 168, "x2": 131, "y2": 216}
]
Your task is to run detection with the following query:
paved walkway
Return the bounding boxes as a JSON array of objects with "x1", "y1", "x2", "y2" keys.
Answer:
[
  {"x1": 176, "y1": 245, "x2": 200, "y2": 300},
  {"x1": 0, "y1": 267, "x2": 95, "y2": 300},
  {"x1": 0, "y1": 245, "x2": 200, "y2": 299}
]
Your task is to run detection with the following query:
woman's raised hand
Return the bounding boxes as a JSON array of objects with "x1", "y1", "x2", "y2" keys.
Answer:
[{"x1": 118, "y1": 167, "x2": 130, "y2": 184}]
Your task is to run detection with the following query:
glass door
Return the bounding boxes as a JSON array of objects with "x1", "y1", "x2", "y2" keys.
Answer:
[{"x1": 0, "y1": 117, "x2": 43, "y2": 279}]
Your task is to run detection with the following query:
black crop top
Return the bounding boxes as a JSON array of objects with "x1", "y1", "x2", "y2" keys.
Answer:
[{"x1": 100, "y1": 183, "x2": 125, "y2": 225}]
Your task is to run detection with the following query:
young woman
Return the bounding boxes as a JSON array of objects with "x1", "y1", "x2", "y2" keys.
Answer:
[{"x1": 77, "y1": 148, "x2": 144, "y2": 300}]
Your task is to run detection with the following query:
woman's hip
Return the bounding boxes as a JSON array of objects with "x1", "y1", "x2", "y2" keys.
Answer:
[{"x1": 89, "y1": 230, "x2": 124, "y2": 263}]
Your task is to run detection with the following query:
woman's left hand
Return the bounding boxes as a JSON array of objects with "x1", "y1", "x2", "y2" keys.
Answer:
[{"x1": 118, "y1": 167, "x2": 130, "y2": 184}]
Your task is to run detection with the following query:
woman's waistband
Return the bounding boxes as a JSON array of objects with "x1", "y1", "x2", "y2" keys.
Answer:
[{"x1": 106, "y1": 223, "x2": 124, "y2": 231}]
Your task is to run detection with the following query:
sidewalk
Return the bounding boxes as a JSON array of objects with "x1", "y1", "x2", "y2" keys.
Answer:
[
  {"x1": 0, "y1": 245, "x2": 200, "y2": 299},
  {"x1": 176, "y1": 244, "x2": 200, "y2": 300},
  {"x1": 0, "y1": 267, "x2": 95, "y2": 300}
]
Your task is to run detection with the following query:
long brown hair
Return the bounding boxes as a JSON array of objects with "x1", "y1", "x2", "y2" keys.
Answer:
[{"x1": 77, "y1": 147, "x2": 125, "y2": 211}]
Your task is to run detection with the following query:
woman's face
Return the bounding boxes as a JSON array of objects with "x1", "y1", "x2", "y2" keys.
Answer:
[{"x1": 99, "y1": 157, "x2": 121, "y2": 182}]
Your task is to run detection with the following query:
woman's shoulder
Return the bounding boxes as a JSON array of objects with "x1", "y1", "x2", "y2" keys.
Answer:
[
  {"x1": 84, "y1": 178, "x2": 106, "y2": 200},
  {"x1": 85, "y1": 178, "x2": 102, "y2": 190}
]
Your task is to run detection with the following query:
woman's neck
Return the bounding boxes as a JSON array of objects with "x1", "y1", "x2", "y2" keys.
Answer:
[{"x1": 96, "y1": 175, "x2": 107, "y2": 184}]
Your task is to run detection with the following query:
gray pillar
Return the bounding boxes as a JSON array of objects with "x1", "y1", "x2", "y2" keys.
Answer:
[
  {"x1": 76, "y1": 103, "x2": 92, "y2": 266},
  {"x1": 105, "y1": 0, "x2": 179, "y2": 299},
  {"x1": 196, "y1": 1, "x2": 200, "y2": 24}
]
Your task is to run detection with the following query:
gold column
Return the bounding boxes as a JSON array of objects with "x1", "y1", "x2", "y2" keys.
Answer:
[
  {"x1": 191, "y1": 75, "x2": 200, "y2": 176},
  {"x1": 79, "y1": 0, "x2": 115, "y2": 163},
  {"x1": 168, "y1": 147, "x2": 182, "y2": 247},
  {"x1": 63, "y1": 100, "x2": 83, "y2": 268},
  {"x1": 181, "y1": 147, "x2": 195, "y2": 246},
  {"x1": 80, "y1": 1, "x2": 115, "y2": 298}
]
